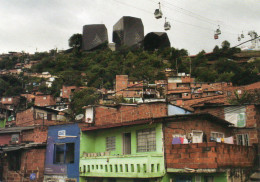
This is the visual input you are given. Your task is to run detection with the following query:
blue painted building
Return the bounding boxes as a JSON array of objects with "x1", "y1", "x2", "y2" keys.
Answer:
[{"x1": 44, "y1": 124, "x2": 80, "y2": 182}]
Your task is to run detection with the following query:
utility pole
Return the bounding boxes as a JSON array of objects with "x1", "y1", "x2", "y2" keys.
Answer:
[{"x1": 189, "y1": 58, "x2": 192, "y2": 76}]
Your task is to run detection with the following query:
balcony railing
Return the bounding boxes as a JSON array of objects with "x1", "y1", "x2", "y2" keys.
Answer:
[{"x1": 80, "y1": 154, "x2": 165, "y2": 178}]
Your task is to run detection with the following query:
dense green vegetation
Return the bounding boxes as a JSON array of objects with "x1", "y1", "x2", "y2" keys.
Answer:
[{"x1": 1, "y1": 40, "x2": 260, "y2": 98}]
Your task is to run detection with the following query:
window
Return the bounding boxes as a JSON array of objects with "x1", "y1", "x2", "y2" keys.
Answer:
[
  {"x1": 8, "y1": 151, "x2": 21, "y2": 171},
  {"x1": 183, "y1": 93, "x2": 189, "y2": 96},
  {"x1": 106, "y1": 136, "x2": 116, "y2": 151},
  {"x1": 192, "y1": 130, "x2": 203, "y2": 143},
  {"x1": 137, "y1": 128, "x2": 156, "y2": 152},
  {"x1": 43, "y1": 96, "x2": 47, "y2": 100},
  {"x1": 8, "y1": 98, "x2": 12, "y2": 101},
  {"x1": 227, "y1": 91, "x2": 232, "y2": 96},
  {"x1": 224, "y1": 106, "x2": 246, "y2": 127},
  {"x1": 11, "y1": 134, "x2": 19, "y2": 144},
  {"x1": 36, "y1": 112, "x2": 45, "y2": 119},
  {"x1": 211, "y1": 132, "x2": 224, "y2": 140},
  {"x1": 237, "y1": 134, "x2": 249, "y2": 146},
  {"x1": 54, "y1": 143, "x2": 75, "y2": 164}
]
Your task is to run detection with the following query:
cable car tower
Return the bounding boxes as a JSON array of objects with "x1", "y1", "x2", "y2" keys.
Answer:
[{"x1": 248, "y1": 31, "x2": 260, "y2": 50}]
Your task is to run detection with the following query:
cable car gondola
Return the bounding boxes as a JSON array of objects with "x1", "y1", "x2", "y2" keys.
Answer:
[
  {"x1": 154, "y1": 2, "x2": 163, "y2": 19},
  {"x1": 238, "y1": 35, "x2": 241, "y2": 41},
  {"x1": 241, "y1": 31, "x2": 244, "y2": 38},
  {"x1": 164, "y1": 17, "x2": 171, "y2": 31},
  {"x1": 214, "y1": 32, "x2": 218, "y2": 39},
  {"x1": 216, "y1": 25, "x2": 221, "y2": 35}
]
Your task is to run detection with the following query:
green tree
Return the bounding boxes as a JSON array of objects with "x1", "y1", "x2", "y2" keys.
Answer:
[
  {"x1": 70, "y1": 88, "x2": 100, "y2": 117},
  {"x1": 69, "y1": 34, "x2": 82, "y2": 56},
  {"x1": 221, "y1": 40, "x2": 230, "y2": 50}
]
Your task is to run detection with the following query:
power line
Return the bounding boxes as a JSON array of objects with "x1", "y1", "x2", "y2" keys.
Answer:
[
  {"x1": 112, "y1": 0, "x2": 242, "y2": 36},
  {"x1": 111, "y1": 0, "x2": 216, "y2": 32}
]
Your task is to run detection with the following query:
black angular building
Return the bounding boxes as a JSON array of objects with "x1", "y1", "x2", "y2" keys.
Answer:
[
  {"x1": 82, "y1": 24, "x2": 108, "y2": 51},
  {"x1": 113, "y1": 16, "x2": 144, "y2": 49},
  {"x1": 144, "y1": 32, "x2": 171, "y2": 51}
]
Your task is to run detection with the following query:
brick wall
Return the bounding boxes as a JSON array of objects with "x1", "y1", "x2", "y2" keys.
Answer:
[
  {"x1": 115, "y1": 75, "x2": 128, "y2": 96},
  {"x1": 94, "y1": 103, "x2": 167, "y2": 126},
  {"x1": 2, "y1": 148, "x2": 46, "y2": 182},
  {"x1": 34, "y1": 95, "x2": 56, "y2": 107},
  {"x1": 194, "y1": 106, "x2": 224, "y2": 119},
  {"x1": 115, "y1": 75, "x2": 144, "y2": 98},
  {"x1": 22, "y1": 126, "x2": 48, "y2": 143},
  {"x1": 164, "y1": 119, "x2": 232, "y2": 146},
  {"x1": 194, "y1": 105, "x2": 259, "y2": 146},
  {"x1": 1, "y1": 96, "x2": 20, "y2": 105},
  {"x1": 194, "y1": 105, "x2": 258, "y2": 128},
  {"x1": 61, "y1": 85, "x2": 79, "y2": 99},
  {"x1": 163, "y1": 112, "x2": 257, "y2": 170},
  {"x1": 166, "y1": 142, "x2": 255, "y2": 169},
  {"x1": 16, "y1": 108, "x2": 64, "y2": 127},
  {"x1": 16, "y1": 108, "x2": 35, "y2": 126}
]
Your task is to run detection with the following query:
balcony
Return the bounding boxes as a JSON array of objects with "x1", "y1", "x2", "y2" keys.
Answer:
[
  {"x1": 166, "y1": 142, "x2": 256, "y2": 171},
  {"x1": 80, "y1": 154, "x2": 165, "y2": 178}
]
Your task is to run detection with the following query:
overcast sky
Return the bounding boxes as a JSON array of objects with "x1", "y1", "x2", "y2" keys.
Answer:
[{"x1": 0, "y1": 0, "x2": 259, "y2": 55}]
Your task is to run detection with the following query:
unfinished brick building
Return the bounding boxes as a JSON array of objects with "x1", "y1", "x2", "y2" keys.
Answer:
[{"x1": 0, "y1": 126, "x2": 47, "y2": 182}]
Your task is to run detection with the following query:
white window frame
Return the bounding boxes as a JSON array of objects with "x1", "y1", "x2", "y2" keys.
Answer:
[
  {"x1": 136, "y1": 128, "x2": 156, "y2": 152},
  {"x1": 236, "y1": 134, "x2": 249, "y2": 146},
  {"x1": 192, "y1": 130, "x2": 203, "y2": 143}
]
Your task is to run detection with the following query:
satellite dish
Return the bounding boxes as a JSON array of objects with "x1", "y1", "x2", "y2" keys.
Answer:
[{"x1": 75, "y1": 114, "x2": 84, "y2": 121}]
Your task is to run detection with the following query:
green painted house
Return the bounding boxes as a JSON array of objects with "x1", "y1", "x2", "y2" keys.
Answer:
[
  {"x1": 80, "y1": 122, "x2": 165, "y2": 182},
  {"x1": 79, "y1": 103, "x2": 256, "y2": 182}
]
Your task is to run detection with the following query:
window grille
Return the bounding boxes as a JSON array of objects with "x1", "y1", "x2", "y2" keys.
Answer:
[
  {"x1": 106, "y1": 136, "x2": 116, "y2": 151},
  {"x1": 137, "y1": 128, "x2": 156, "y2": 152},
  {"x1": 237, "y1": 134, "x2": 249, "y2": 146}
]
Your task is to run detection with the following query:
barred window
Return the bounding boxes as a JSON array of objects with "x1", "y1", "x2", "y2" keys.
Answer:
[
  {"x1": 106, "y1": 136, "x2": 116, "y2": 151},
  {"x1": 237, "y1": 134, "x2": 249, "y2": 146},
  {"x1": 137, "y1": 128, "x2": 156, "y2": 152}
]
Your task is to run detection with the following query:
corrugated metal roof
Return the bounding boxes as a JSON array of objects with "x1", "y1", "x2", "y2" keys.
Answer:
[
  {"x1": 81, "y1": 113, "x2": 233, "y2": 131},
  {"x1": 0, "y1": 126, "x2": 35, "y2": 134},
  {"x1": 0, "y1": 143, "x2": 46, "y2": 152}
]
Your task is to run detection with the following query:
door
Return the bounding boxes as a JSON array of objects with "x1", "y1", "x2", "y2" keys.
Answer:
[{"x1": 123, "y1": 133, "x2": 131, "y2": 155}]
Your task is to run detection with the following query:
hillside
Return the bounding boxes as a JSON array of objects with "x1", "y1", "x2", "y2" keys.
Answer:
[{"x1": 0, "y1": 43, "x2": 260, "y2": 98}]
